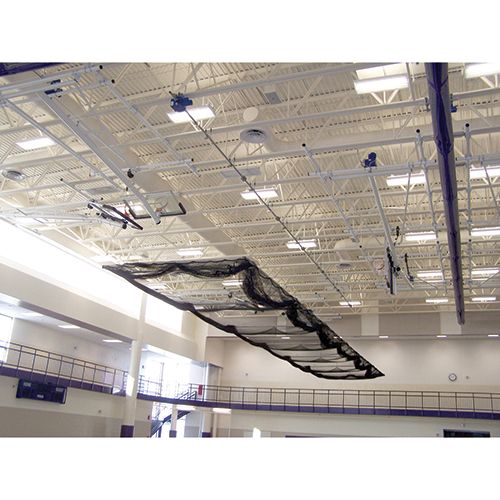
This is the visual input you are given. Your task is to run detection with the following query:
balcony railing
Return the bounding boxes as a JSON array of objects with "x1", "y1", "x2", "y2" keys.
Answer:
[
  {"x1": 0, "y1": 340, "x2": 127, "y2": 394},
  {"x1": 2, "y1": 340, "x2": 500, "y2": 421},
  {"x1": 152, "y1": 383, "x2": 500, "y2": 421}
]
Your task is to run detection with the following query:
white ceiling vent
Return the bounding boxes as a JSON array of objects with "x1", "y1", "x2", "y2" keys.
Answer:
[{"x1": 240, "y1": 128, "x2": 268, "y2": 144}]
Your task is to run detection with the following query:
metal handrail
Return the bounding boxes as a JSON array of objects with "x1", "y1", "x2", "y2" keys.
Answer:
[
  {"x1": 2, "y1": 340, "x2": 500, "y2": 420},
  {"x1": 0, "y1": 339, "x2": 127, "y2": 392},
  {"x1": 162, "y1": 383, "x2": 500, "y2": 419}
]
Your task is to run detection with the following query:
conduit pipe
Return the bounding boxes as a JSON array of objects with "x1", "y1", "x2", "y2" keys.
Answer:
[{"x1": 425, "y1": 63, "x2": 465, "y2": 324}]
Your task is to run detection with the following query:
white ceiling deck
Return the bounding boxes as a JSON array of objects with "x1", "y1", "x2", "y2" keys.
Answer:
[{"x1": 0, "y1": 62, "x2": 498, "y2": 328}]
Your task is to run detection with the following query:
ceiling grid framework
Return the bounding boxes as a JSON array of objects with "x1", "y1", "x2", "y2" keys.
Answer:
[{"x1": 0, "y1": 62, "x2": 498, "y2": 333}]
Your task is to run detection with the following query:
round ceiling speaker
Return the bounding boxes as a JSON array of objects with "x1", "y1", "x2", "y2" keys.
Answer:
[
  {"x1": 1, "y1": 169, "x2": 26, "y2": 181},
  {"x1": 240, "y1": 128, "x2": 267, "y2": 144}
]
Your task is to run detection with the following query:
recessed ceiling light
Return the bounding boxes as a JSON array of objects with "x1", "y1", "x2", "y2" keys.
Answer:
[
  {"x1": 176, "y1": 248, "x2": 204, "y2": 257},
  {"x1": 355, "y1": 63, "x2": 407, "y2": 80},
  {"x1": 16, "y1": 137, "x2": 55, "y2": 150},
  {"x1": 354, "y1": 75, "x2": 408, "y2": 94},
  {"x1": 379, "y1": 335, "x2": 389, "y2": 339},
  {"x1": 471, "y1": 268, "x2": 499, "y2": 277},
  {"x1": 386, "y1": 172, "x2": 426, "y2": 187},
  {"x1": 222, "y1": 279, "x2": 243, "y2": 287},
  {"x1": 286, "y1": 239, "x2": 317, "y2": 250},
  {"x1": 58, "y1": 325, "x2": 80, "y2": 329},
  {"x1": 241, "y1": 187, "x2": 279, "y2": 201},
  {"x1": 471, "y1": 296, "x2": 496, "y2": 303},
  {"x1": 488, "y1": 334, "x2": 499, "y2": 338},
  {"x1": 417, "y1": 270, "x2": 444, "y2": 279},
  {"x1": 102, "y1": 339, "x2": 122, "y2": 343},
  {"x1": 436, "y1": 335, "x2": 447, "y2": 338},
  {"x1": 405, "y1": 231, "x2": 436, "y2": 242},
  {"x1": 426, "y1": 298, "x2": 449, "y2": 304},
  {"x1": 339, "y1": 300, "x2": 362, "y2": 307},
  {"x1": 471, "y1": 227, "x2": 500, "y2": 237},
  {"x1": 464, "y1": 63, "x2": 500, "y2": 79},
  {"x1": 177, "y1": 404, "x2": 197, "y2": 412},
  {"x1": 469, "y1": 165, "x2": 500, "y2": 180},
  {"x1": 281, "y1": 336, "x2": 291, "y2": 340},
  {"x1": 1, "y1": 169, "x2": 26, "y2": 181},
  {"x1": 213, "y1": 408, "x2": 231, "y2": 414},
  {"x1": 167, "y1": 105, "x2": 215, "y2": 124}
]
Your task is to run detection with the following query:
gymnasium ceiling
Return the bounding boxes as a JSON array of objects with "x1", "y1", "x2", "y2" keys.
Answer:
[{"x1": 0, "y1": 62, "x2": 498, "y2": 326}]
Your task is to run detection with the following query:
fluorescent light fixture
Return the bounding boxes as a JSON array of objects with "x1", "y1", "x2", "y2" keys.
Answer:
[
  {"x1": 177, "y1": 404, "x2": 196, "y2": 412},
  {"x1": 22, "y1": 312, "x2": 43, "y2": 317},
  {"x1": 386, "y1": 171, "x2": 426, "y2": 187},
  {"x1": 16, "y1": 137, "x2": 55, "y2": 150},
  {"x1": 241, "y1": 187, "x2": 279, "y2": 200},
  {"x1": 102, "y1": 339, "x2": 123, "y2": 343},
  {"x1": 471, "y1": 296, "x2": 496, "y2": 303},
  {"x1": 426, "y1": 298, "x2": 449, "y2": 304},
  {"x1": 471, "y1": 227, "x2": 500, "y2": 237},
  {"x1": 417, "y1": 270, "x2": 443, "y2": 279},
  {"x1": 436, "y1": 335, "x2": 447, "y2": 338},
  {"x1": 464, "y1": 63, "x2": 500, "y2": 79},
  {"x1": 471, "y1": 268, "x2": 499, "y2": 277},
  {"x1": 356, "y1": 63, "x2": 407, "y2": 80},
  {"x1": 379, "y1": 335, "x2": 389, "y2": 339},
  {"x1": 213, "y1": 408, "x2": 231, "y2": 414},
  {"x1": 281, "y1": 336, "x2": 291, "y2": 340},
  {"x1": 488, "y1": 334, "x2": 499, "y2": 338},
  {"x1": 176, "y1": 248, "x2": 204, "y2": 257},
  {"x1": 58, "y1": 324, "x2": 80, "y2": 329},
  {"x1": 222, "y1": 279, "x2": 243, "y2": 287},
  {"x1": 286, "y1": 239, "x2": 317, "y2": 250},
  {"x1": 167, "y1": 105, "x2": 215, "y2": 124},
  {"x1": 470, "y1": 165, "x2": 500, "y2": 180},
  {"x1": 354, "y1": 75, "x2": 408, "y2": 94},
  {"x1": 339, "y1": 300, "x2": 362, "y2": 307},
  {"x1": 405, "y1": 231, "x2": 436, "y2": 242}
]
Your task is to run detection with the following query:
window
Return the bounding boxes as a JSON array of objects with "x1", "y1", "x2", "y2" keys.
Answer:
[
  {"x1": 145, "y1": 295, "x2": 183, "y2": 334},
  {"x1": 0, "y1": 314, "x2": 13, "y2": 363},
  {"x1": 0, "y1": 221, "x2": 142, "y2": 318}
]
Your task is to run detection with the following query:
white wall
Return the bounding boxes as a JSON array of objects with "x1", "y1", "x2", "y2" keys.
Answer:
[
  {"x1": 0, "y1": 375, "x2": 152, "y2": 437},
  {"x1": 216, "y1": 409, "x2": 500, "y2": 437},
  {"x1": 9, "y1": 318, "x2": 131, "y2": 371},
  {"x1": 0, "y1": 260, "x2": 208, "y2": 361},
  {"x1": 207, "y1": 337, "x2": 500, "y2": 392}
]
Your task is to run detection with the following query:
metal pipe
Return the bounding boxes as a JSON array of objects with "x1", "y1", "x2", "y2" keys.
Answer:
[
  {"x1": 425, "y1": 63, "x2": 465, "y2": 324},
  {"x1": 37, "y1": 93, "x2": 161, "y2": 224}
]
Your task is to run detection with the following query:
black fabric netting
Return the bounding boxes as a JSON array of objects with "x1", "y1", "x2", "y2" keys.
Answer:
[{"x1": 104, "y1": 257, "x2": 383, "y2": 380}]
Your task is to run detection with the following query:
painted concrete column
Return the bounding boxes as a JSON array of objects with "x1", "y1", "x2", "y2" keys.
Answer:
[
  {"x1": 120, "y1": 293, "x2": 147, "y2": 437},
  {"x1": 201, "y1": 410, "x2": 212, "y2": 437},
  {"x1": 169, "y1": 404, "x2": 178, "y2": 437},
  {"x1": 211, "y1": 413, "x2": 218, "y2": 438}
]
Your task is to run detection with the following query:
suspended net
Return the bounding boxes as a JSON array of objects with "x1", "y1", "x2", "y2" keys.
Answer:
[{"x1": 104, "y1": 258, "x2": 383, "y2": 380}]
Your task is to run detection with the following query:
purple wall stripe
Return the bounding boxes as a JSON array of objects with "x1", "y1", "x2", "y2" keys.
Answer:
[{"x1": 1, "y1": 367, "x2": 498, "y2": 423}]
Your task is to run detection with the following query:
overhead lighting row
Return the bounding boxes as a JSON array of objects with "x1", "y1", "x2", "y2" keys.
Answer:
[{"x1": 352, "y1": 64, "x2": 500, "y2": 97}]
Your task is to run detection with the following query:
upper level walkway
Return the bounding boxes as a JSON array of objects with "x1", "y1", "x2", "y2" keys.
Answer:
[{"x1": 2, "y1": 340, "x2": 500, "y2": 421}]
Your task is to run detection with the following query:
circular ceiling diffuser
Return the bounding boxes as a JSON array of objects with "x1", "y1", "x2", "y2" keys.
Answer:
[
  {"x1": 1, "y1": 169, "x2": 26, "y2": 181},
  {"x1": 240, "y1": 128, "x2": 267, "y2": 144}
]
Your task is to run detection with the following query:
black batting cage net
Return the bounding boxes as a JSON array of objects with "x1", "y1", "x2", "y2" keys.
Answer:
[{"x1": 104, "y1": 258, "x2": 383, "y2": 380}]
